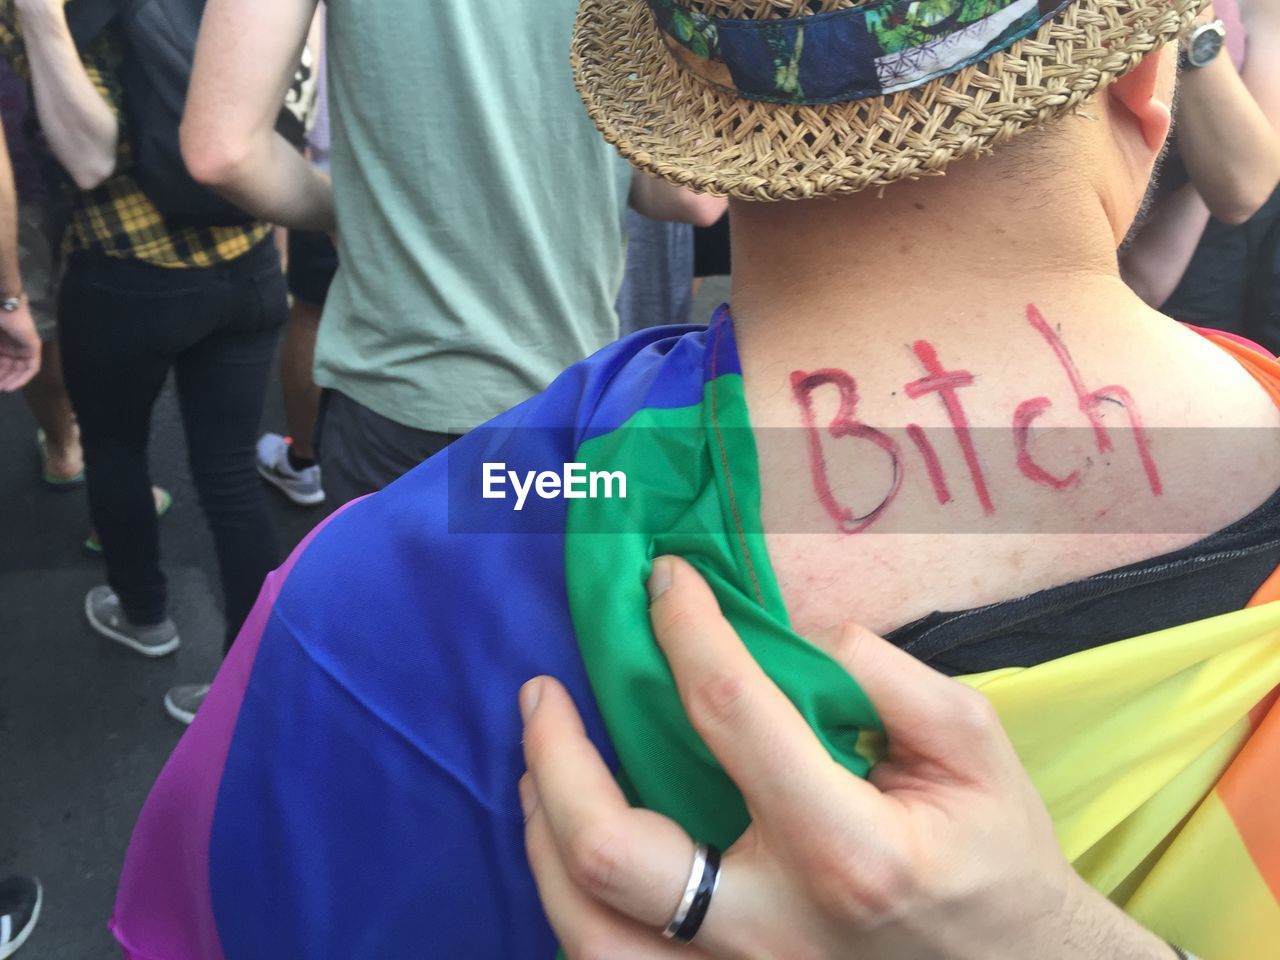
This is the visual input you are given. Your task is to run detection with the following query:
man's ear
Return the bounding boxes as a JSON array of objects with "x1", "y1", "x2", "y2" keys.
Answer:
[{"x1": 1107, "y1": 48, "x2": 1175, "y2": 152}]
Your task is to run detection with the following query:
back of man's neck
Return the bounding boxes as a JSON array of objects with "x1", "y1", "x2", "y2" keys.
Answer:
[
  {"x1": 720, "y1": 171, "x2": 1280, "y2": 637},
  {"x1": 728, "y1": 160, "x2": 1124, "y2": 344}
]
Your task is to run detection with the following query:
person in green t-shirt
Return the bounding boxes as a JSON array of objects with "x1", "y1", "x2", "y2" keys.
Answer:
[{"x1": 181, "y1": 0, "x2": 725, "y2": 508}]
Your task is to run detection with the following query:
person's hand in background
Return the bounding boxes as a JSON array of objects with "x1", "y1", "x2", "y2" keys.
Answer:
[
  {"x1": 519, "y1": 556, "x2": 1179, "y2": 960},
  {"x1": 629, "y1": 173, "x2": 727, "y2": 227},
  {"x1": 0, "y1": 297, "x2": 40, "y2": 391}
]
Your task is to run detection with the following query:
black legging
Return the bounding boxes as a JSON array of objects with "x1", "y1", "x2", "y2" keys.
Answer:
[{"x1": 59, "y1": 240, "x2": 287, "y2": 651}]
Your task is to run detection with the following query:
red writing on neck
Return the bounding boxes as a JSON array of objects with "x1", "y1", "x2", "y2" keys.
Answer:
[
  {"x1": 1019, "y1": 305, "x2": 1162, "y2": 496},
  {"x1": 790, "y1": 305, "x2": 1162, "y2": 534},
  {"x1": 903, "y1": 340, "x2": 994, "y2": 515},
  {"x1": 791, "y1": 369, "x2": 903, "y2": 534},
  {"x1": 906, "y1": 424, "x2": 953, "y2": 505}
]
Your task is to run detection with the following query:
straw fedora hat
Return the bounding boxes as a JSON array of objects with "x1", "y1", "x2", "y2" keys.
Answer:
[{"x1": 572, "y1": 0, "x2": 1206, "y2": 200}]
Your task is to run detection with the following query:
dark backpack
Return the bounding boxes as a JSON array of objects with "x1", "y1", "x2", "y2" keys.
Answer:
[{"x1": 65, "y1": 0, "x2": 264, "y2": 226}]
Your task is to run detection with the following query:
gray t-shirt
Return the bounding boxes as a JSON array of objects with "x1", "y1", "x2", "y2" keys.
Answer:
[{"x1": 318, "y1": 0, "x2": 632, "y2": 432}]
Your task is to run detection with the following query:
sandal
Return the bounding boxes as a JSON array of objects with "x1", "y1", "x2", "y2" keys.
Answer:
[
  {"x1": 84, "y1": 486, "x2": 173, "y2": 554},
  {"x1": 37, "y1": 428, "x2": 85, "y2": 491}
]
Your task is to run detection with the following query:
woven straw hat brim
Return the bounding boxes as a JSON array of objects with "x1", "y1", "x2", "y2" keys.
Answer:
[{"x1": 573, "y1": 0, "x2": 1206, "y2": 200}]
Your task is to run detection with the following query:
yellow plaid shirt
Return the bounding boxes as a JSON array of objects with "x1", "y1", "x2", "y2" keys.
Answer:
[{"x1": 0, "y1": 5, "x2": 269, "y2": 269}]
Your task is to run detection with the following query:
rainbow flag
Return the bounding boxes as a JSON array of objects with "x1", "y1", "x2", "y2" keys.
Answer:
[{"x1": 112, "y1": 309, "x2": 1280, "y2": 959}]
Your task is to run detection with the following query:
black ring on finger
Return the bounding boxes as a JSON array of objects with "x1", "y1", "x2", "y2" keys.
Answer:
[{"x1": 664, "y1": 842, "x2": 721, "y2": 944}]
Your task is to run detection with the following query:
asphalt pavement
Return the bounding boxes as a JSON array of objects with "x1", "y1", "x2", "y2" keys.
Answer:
[{"x1": 1, "y1": 364, "x2": 324, "y2": 959}]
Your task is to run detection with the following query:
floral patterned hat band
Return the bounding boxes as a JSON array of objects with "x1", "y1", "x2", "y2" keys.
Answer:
[{"x1": 648, "y1": 0, "x2": 1075, "y2": 104}]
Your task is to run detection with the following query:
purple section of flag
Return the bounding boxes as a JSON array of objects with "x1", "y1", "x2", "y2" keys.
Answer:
[{"x1": 110, "y1": 503, "x2": 361, "y2": 960}]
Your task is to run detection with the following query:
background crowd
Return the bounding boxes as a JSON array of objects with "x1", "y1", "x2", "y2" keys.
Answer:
[{"x1": 0, "y1": 0, "x2": 1276, "y2": 955}]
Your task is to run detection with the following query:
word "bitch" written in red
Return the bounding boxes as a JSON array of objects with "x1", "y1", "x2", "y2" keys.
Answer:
[{"x1": 791, "y1": 305, "x2": 1163, "y2": 535}]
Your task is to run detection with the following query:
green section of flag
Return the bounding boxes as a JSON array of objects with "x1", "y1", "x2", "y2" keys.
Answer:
[{"x1": 565, "y1": 372, "x2": 882, "y2": 852}]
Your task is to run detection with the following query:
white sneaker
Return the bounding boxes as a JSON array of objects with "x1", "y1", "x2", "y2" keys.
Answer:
[
  {"x1": 0, "y1": 875, "x2": 42, "y2": 960},
  {"x1": 164, "y1": 683, "x2": 211, "y2": 725},
  {"x1": 84, "y1": 586, "x2": 180, "y2": 657},
  {"x1": 255, "y1": 432, "x2": 325, "y2": 506}
]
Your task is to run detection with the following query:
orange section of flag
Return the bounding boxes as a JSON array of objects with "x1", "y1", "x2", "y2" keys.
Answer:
[
  {"x1": 1198, "y1": 330, "x2": 1280, "y2": 409},
  {"x1": 1248, "y1": 563, "x2": 1280, "y2": 608},
  {"x1": 1216, "y1": 696, "x2": 1280, "y2": 902}
]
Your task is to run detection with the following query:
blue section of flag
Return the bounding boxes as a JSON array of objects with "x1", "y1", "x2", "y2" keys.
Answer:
[{"x1": 207, "y1": 323, "x2": 722, "y2": 957}]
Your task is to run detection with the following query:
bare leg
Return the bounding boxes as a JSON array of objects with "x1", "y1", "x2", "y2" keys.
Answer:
[
  {"x1": 24, "y1": 338, "x2": 82, "y2": 480},
  {"x1": 281, "y1": 298, "x2": 322, "y2": 460}
]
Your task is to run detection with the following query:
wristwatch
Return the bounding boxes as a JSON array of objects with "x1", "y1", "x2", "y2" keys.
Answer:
[
  {"x1": 1, "y1": 293, "x2": 24, "y2": 312},
  {"x1": 1181, "y1": 18, "x2": 1226, "y2": 69}
]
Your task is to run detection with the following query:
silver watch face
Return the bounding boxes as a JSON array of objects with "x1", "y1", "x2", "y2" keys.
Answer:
[{"x1": 1189, "y1": 25, "x2": 1225, "y2": 67}]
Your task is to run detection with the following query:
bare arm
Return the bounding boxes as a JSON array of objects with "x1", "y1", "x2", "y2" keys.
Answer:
[
  {"x1": 15, "y1": 0, "x2": 117, "y2": 190},
  {"x1": 1176, "y1": 0, "x2": 1280, "y2": 224},
  {"x1": 0, "y1": 126, "x2": 40, "y2": 390},
  {"x1": 629, "y1": 172, "x2": 728, "y2": 227},
  {"x1": 1240, "y1": 0, "x2": 1280, "y2": 132},
  {"x1": 1119, "y1": 182, "x2": 1212, "y2": 308},
  {"x1": 181, "y1": 0, "x2": 333, "y2": 232},
  {"x1": 0, "y1": 122, "x2": 21, "y2": 298}
]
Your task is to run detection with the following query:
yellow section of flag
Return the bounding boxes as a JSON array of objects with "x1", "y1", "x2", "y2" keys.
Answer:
[
  {"x1": 959, "y1": 601, "x2": 1280, "y2": 959},
  {"x1": 1129, "y1": 789, "x2": 1280, "y2": 958}
]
